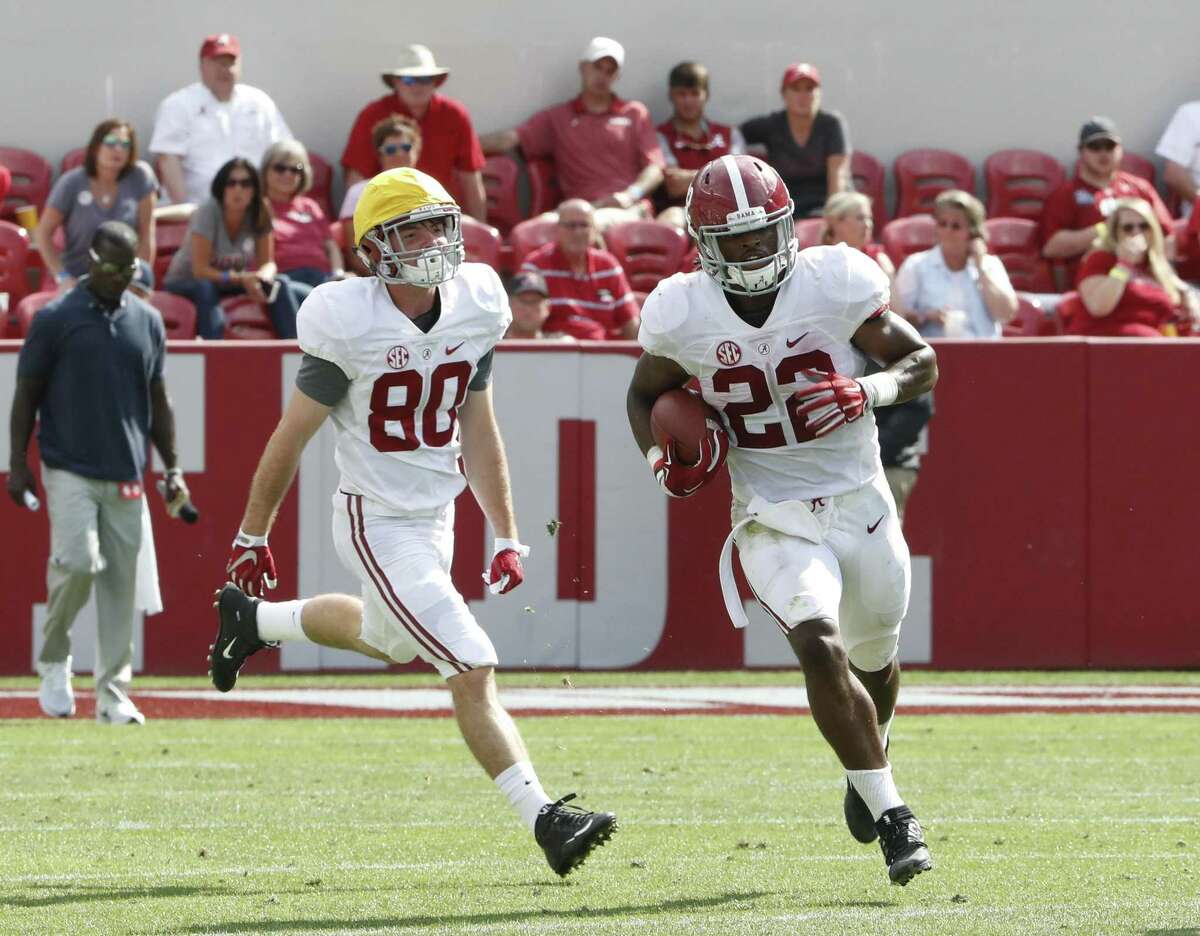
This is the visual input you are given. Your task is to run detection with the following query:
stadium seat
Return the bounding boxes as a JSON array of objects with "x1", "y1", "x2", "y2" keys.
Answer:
[
  {"x1": 985, "y1": 217, "x2": 1055, "y2": 293},
  {"x1": 880, "y1": 215, "x2": 936, "y2": 267},
  {"x1": 0, "y1": 220, "x2": 30, "y2": 304},
  {"x1": 221, "y1": 295, "x2": 276, "y2": 340},
  {"x1": 527, "y1": 158, "x2": 562, "y2": 218},
  {"x1": 850, "y1": 150, "x2": 888, "y2": 230},
  {"x1": 308, "y1": 151, "x2": 334, "y2": 218},
  {"x1": 153, "y1": 220, "x2": 190, "y2": 284},
  {"x1": 603, "y1": 221, "x2": 689, "y2": 293},
  {"x1": 1173, "y1": 216, "x2": 1200, "y2": 283},
  {"x1": 985, "y1": 149, "x2": 1065, "y2": 221},
  {"x1": 0, "y1": 147, "x2": 53, "y2": 219},
  {"x1": 60, "y1": 148, "x2": 86, "y2": 174},
  {"x1": 147, "y1": 290, "x2": 197, "y2": 339},
  {"x1": 1070, "y1": 151, "x2": 1157, "y2": 188},
  {"x1": 481, "y1": 154, "x2": 522, "y2": 234},
  {"x1": 1003, "y1": 293, "x2": 1063, "y2": 337},
  {"x1": 461, "y1": 216, "x2": 502, "y2": 269},
  {"x1": 794, "y1": 218, "x2": 825, "y2": 250},
  {"x1": 633, "y1": 290, "x2": 649, "y2": 310},
  {"x1": 13, "y1": 289, "x2": 55, "y2": 337},
  {"x1": 893, "y1": 148, "x2": 975, "y2": 217},
  {"x1": 509, "y1": 216, "x2": 558, "y2": 270}
]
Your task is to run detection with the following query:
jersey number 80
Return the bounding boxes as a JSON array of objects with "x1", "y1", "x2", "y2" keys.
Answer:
[{"x1": 368, "y1": 361, "x2": 472, "y2": 452}]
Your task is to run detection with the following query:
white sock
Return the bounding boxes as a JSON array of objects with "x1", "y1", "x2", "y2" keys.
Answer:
[
  {"x1": 255, "y1": 599, "x2": 311, "y2": 642},
  {"x1": 877, "y1": 716, "x2": 892, "y2": 750},
  {"x1": 846, "y1": 765, "x2": 904, "y2": 821},
  {"x1": 494, "y1": 761, "x2": 552, "y2": 834}
]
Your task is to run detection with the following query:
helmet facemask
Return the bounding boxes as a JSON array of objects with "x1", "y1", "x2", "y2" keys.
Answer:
[
  {"x1": 358, "y1": 203, "x2": 464, "y2": 287},
  {"x1": 687, "y1": 199, "x2": 798, "y2": 296}
]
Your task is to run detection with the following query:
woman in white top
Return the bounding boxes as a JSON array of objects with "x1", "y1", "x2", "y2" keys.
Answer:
[{"x1": 895, "y1": 189, "x2": 1017, "y2": 338}]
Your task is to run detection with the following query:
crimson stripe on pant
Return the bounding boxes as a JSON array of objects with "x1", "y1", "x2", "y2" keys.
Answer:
[
  {"x1": 345, "y1": 494, "x2": 469, "y2": 674},
  {"x1": 746, "y1": 579, "x2": 792, "y2": 636}
]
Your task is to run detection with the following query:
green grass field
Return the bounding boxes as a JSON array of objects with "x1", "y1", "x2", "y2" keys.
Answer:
[{"x1": 2, "y1": 671, "x2": 1198, "y2": 935}]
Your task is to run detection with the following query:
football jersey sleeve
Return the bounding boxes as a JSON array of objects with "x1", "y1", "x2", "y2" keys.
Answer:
[
  {"x1": 814, "y1": 243, "x2": 891, "y2": 337},
  {"x1": 636, "y1": 274, "x2": 689, "y2": 362},
  {"x1": 296, "y1": 287, "x2": 359, "y2": 378}
]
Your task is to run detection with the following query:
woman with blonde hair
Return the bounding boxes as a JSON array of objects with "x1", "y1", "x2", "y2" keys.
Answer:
[
  {"x1": 261, "y1": 139, "x2": 344, "y2": 293},
  {"x1": 821, "y1": 191, "x2": 894, "y2": 279},
  {"x1": 1072, "y1": 197, "x2": 1199, "y2": 336}
]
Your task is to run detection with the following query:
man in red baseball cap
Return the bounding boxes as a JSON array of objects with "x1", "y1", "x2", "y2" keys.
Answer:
[{"x1": 149, "y1": 33, "x2": 292, "y2": 206}]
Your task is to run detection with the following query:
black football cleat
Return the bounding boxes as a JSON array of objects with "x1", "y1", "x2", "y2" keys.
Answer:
[
  {"x1": 534, "y1": 793, "x2": 618, "y2": 877},
  {"x1": 876, "y1": 805, "x2": 933, "y2": 886},
  {"x1": 210, "y1": 584, "x2": 273, "y2": 693},
  {"x1": 845, "y1": 738, "x2": 890, "y2": 844}
]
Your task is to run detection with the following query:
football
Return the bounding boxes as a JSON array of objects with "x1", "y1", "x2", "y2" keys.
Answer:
[{"x1": 651, "y1": 389, "x2": 725, "y2": 465}]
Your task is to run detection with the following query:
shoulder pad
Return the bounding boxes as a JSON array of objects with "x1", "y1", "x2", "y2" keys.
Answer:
[
  {"x1": 808, "y1": 243, "x2": 888, "y2": 306},
  {"x1": 639, "y1": 273, "x2": 691, "y2": 337}
]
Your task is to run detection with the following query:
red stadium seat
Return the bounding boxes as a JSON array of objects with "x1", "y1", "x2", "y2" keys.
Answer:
[
  {"x1": 13, "y1": 289, "x2": 55, "y2": 337},
  {"x1": 985, "y1": 217, "x2": 1055, "y2": 293},
  {"x1": 153, "y1": 220, "x2": 190, "y2": 284},
  {"x1": 850, "y1": 150, "x2": 888, "y2": 230},
  {"x1": 308, "y1": 151, "x2": 334, "y2": 218},
  {"x1": 881, "y1": 215, "x2": 936, "y2": 267},
  {"x1": 527, "y1": 158, "x2": 562, "y2": 217},
  {"x1": 222, "y1": 295, "x2": 276, "y2": 340},
  {"x1": 602, "y1": 221, "x2": 689, "y2": 293},
  {"x1": 509, "y1": 217, "x2": 558, "y2": 270},
  {"x1": 633, "y1": 290, "x2": 649, "y2": 310},
  {"x1": 60, "y1": 148, "x2": 86, "y2": 174},
  {"x1": 893, "y1": 149, "x2": 975, "y2": 217},
  {"x1": 0, "y1": 147, "x2": 53, "y2": 219},
  {"x1": 1070, "y1": 152, "x2": 1157, "y2": 188},
  {"x1": 482, "y1": 154, "x2": 522, "y2": 234},
  {"x1": 1003, "y1": 293, "x2": 1063, "y2": 337},
  {"x1": 1173, "y1": 217, "x2": 1200, "y2": 283},
  {"x1": 985, "y1": 149, "x2": 1065, "y2": 221},
  {"x1": 0, "y1": 220, "x2": 30, "y2": 304},
  {"x1": 794, "y1": 218, "x2": 825, "y2": 250},
  {"x1": 461, "y1": 216, "x2": 501, "y2": 270},
  {"x1": 147, "y1": 290, "x2": 197, "y2": 339}
]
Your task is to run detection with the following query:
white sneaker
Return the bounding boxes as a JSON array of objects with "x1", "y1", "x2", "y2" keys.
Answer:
[
  {"x1": 36, "y1": 657, "x2": 76, "y2": 718},
  {"x1": 95, "y1": 685, "x2": 145, "y2": 725}
]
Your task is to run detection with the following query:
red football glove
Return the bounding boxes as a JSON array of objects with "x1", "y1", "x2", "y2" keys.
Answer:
[
  {"x1": 226, "y1": 530, "x2": 278, "y2": 596},
  {"x1": 649, "y1": 418, "x2": 729, "y2": 497},
  {"x1": 792, "y1": 369, "x2": 870, "y2": 438},
  {"x1": 483, "y1": 538, "x2": 530, "y2": 595}
]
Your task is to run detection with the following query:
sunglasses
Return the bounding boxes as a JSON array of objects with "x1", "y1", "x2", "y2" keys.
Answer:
[
  {"x1": 379, "y1": 142, "x2": 414, "y2": 156},
  {"x1": 1119, "y1": 221, "x2": 1151, "y2": 234},
  {"x1": 101, "y1": 135, "x2": 132, "y2": 150},
  {"x1": 226, "y1": 177, "x2": 254, "y2": 189},
  {"x1": 271, "y1": 163, "x2": 304, "y2": 175},
  {"x1": 88, "y1": 249, "x2": 137, "y2": 275},
  {"x1": 935, "y1": 219, "x2": 966, "y2": 230},
  {"x1": 1085, "y1": 140, "x2": 1118, "y2": 152},
  {"x1": 398, "y1": 75, "x2": 436, "y2": 86}
]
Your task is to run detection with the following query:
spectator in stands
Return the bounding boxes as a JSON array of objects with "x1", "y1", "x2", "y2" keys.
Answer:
[
  {"x1": 896, "y1": 189, "x2": 1017, "y2": 338},
  {"x1": 261, "y1": 140, "x2": 344, "y2": 293},
  {"x1": 163, "y1": 158, "x2": 302, "y2": 339},
  {"x1": 340, "y1": 116, "x2": 421, "y2": 230},
  {"x1": 0, "y1": 165, "x2": 10, "y2": 208},
  {"x1": 1156, "y1": 99, "x2": 1200, "y2": 216},
  {"x1": 1042, "y1": 118, "x2": 1173, "y2": 272},
  {"x1": 1071, "y1": 198, "x2": 1199, "y2": 337},
  {"x1": 504, "y1": 271, "x2": 566, "y2": 340},
  {"x1": 1185, "y1": 196, "x2": 1200, "y2": 272},
  {"x1": 150, "y1": 33, "x2": 291, "y2": 207},
  {"x1": 821, "y1": 191, "x2": 894, "y2": 280},
  {"x1": 340, "y1": 45, "x2": 485, "y2": 220},
  {"x1": 654, "y1": 61, "x2": 743, "y2": 229},
  {"x1": 36, "y1": 120, "x2": 156, "y2": 291},
  {"x1": 741, "y1": 63, "x2": 850, "y2": 218},
  {"x1": 520, "y1": 199, "x2": 639, "y2": 340},
  {"x1": 481, "y1": 37, "x2": 665, "y2": 232},
  {"x1": 128, "y1": 259, "x2": 154, "y2": 300},
  {"x1": 874, "y1": 384, "x2": 933, "y2": 526}
]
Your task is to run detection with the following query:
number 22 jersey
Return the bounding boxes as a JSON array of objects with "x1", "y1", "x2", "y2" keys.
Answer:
[
  {"x1": 638, "y1": 243, "x2": 890, "y2": 503},
  {"x1": 297, "y1": 263, "x2": 511, "y2": 514}
]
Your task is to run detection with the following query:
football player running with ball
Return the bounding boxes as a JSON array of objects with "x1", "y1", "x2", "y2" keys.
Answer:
[
  {"x1": 627, "y1": 155, "x2": 937, "y2": 885},
  {"x1": 212, "y1": 168, "x2": 616, "y2": 877}
]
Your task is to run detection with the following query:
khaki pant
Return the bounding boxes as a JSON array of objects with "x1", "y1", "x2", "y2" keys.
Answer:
[
  {"x1": 884, "y1": 467, "x2": 919, "y2": 527},
  {"x1": 41, "y1": 466, "x2": 142, "y2": 695}
]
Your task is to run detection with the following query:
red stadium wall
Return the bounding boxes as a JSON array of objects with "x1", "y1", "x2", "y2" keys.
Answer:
[{"x1": 1, "y1": 339, "x2": 1197, "y2": 674}]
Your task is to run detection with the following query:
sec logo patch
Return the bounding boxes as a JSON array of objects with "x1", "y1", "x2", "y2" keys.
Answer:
[
  {"x1": 386, "y1": 346, "x2": 409, "y2": 369},
  {"x1": 716, "y1": 341, "x2": 742, "y2": 366}
]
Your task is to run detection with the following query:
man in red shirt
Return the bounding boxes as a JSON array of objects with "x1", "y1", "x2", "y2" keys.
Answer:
[
  {"x1": 340, "y1": 44, "x2": 486, "y2": 220},
  {"x1": 481, "y1": 37, "x2": 664, "y2": 231},
  {"x1": 1041, "y1": 117, "x2": 1174, "y2": 273},
  {"x1": 654, "y1": 61, "x2": 744, "y2": 229},
  {"x1": 520, "y1": 199, "x2": 640, "y2": 340}
]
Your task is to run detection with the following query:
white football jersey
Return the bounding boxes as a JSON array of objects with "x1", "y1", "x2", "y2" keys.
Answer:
[
  {"x1": 639, "y1": 243, "x2": 890, "y2": 502},
  {"x1": 297, "y1": 263, "x2": 511, "y2": 514}
]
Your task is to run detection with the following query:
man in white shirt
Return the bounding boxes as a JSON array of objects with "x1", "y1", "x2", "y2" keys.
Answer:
[
  {"x1": 1156, "y1": 100, "x2": 1200, "y2": 216},
  {"x1": 150, "y1": 34, "x2": 292, "y2": 206}
]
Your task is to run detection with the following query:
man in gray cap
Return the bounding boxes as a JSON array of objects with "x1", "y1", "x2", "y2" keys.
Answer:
[
  {"x1": 340, "y1": 44, "x2": 486, "y2": 221},
  {"x1": 505, "y1": 271, "x2": 564, "y2": 341}
]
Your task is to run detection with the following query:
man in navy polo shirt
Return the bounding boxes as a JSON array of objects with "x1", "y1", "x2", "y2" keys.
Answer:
[{"x1": 7, "y1": 222, "x2": 190, "y2": 724}]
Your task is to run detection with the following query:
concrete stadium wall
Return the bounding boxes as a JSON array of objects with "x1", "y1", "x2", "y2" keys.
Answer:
[{"x1": 2, "y1": 0, "x2": 1198, "y2": 203}]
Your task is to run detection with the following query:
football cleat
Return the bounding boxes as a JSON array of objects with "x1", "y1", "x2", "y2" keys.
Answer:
[
  {"x1": 210, "y1": 584, "x2": 273, "y2": 693},
  {"x1": 875, "y1": 805, "x2": 933, "y2": 886},
  {"x1": 534, "y1": 793, "x2": 618, "y2": 877},
  {"x1": 36, "y1": 657, "x2": 76, "y2": 718},
  {"x1": 845, "y1": 738, "x2": 890, "y2": 844}
]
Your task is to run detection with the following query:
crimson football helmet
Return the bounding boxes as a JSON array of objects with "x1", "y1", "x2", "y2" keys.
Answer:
[{"x1": 685, "y1": 154, "x2": 796, "y2": 295}]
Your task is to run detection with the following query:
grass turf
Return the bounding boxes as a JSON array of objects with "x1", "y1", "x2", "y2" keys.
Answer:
[{"x1": 0, "y1": 679, "x2": 1197, "y2": 934}]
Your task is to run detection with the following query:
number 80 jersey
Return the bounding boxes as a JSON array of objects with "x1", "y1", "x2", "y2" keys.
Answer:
[
  {"x1": 297, "y1": 263, "x2": 511, "y2": 514},
  {"x1": 639, "y1": 244, "x2": 890, "y2": 504}
]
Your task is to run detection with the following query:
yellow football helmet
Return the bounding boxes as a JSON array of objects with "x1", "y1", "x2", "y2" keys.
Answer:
[{"x1": 352, "y1": 167, "x2": 464, "y2": 287}]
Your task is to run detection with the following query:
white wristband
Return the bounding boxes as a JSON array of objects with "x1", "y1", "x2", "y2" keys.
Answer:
[
  {"x1": 646, "y1": 446, "x2": 664, "y2": 471},
  {"x1": 624, "y1": 184, "x2": 644, "y2": 202},
  {"x1": 858, "y1": 372, "x2": 900, "y2": 410},
  {"x1": 493, "y1": 537, "x2": 530, "y2": 558},
  {"x1": 234, "y1": 529, "x2": 269, "y2": 548}
]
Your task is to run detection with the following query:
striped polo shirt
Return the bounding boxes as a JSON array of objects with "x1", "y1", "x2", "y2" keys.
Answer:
[{"x1": 520, "y1": 243, "x2": 638, "y2": 340}]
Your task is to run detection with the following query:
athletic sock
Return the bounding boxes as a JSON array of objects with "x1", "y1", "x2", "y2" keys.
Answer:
[
  {"x1": 255, "y1": 599, "x2": 311, "y2": 643},
  {"x1": 846, "y1": 765, "x2": 904, "y2": 821},
  {"x1": 494, "y1": 760, "x2": 553, "y2": 834},
  {"x1": 877, "y1": 716, "x2": 892, "y2": 751}
]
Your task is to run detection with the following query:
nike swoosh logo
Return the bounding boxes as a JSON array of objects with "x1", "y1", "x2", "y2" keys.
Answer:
[
  {"x1": 445, "y1": 342, "x2": 465, "y2": 355},
  {"x1": 786, "y1": 332, "x2": 810, "y2": 348},
  {"x1": 566, "y1": 817, "x2": 596, "y2": 843},
  {"x1": 867, "y1": 515, "x2": 885, "y2": 534},
  {"x1": 221, "y1": 638, "x2": 237, "y2": 660}
]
